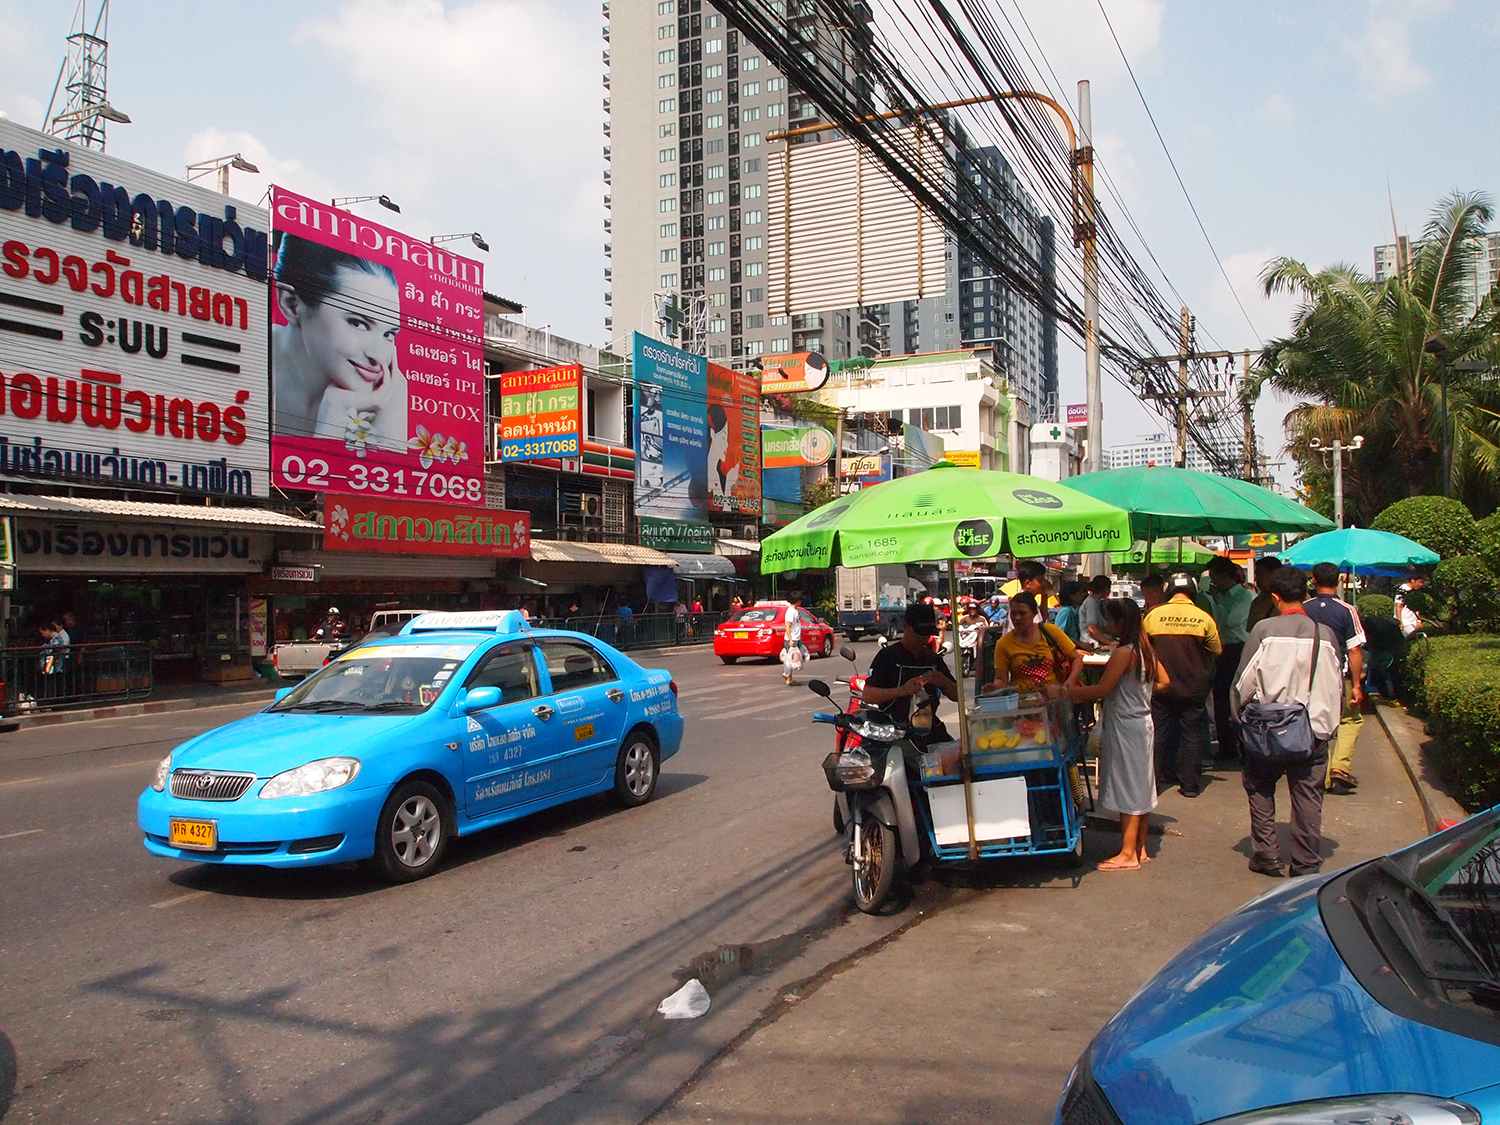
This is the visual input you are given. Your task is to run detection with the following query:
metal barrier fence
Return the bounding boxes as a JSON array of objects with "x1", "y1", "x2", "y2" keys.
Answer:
[
  {"x1": 553, "y1": 612, "x2": 734, "y2": 651},
  {"x1": 0, "y1": 642, "x2": 154, "y2": 716}
]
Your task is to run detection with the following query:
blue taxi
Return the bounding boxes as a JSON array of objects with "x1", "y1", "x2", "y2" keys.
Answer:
[{"x1": 137, "y1": 611, "x2": 684, "y2": 882}]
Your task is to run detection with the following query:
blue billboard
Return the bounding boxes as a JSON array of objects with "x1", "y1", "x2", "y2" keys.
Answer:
[{"x1": 632, "y1": 333, "x2": 711, "y2": 545}]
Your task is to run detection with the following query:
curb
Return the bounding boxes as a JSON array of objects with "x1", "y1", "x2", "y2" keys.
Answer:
[
  {"x1": 1372, "y1": 703, "x2": 1467, "y2": 835},
  {"x1": 1, "y1": 689, "x2": 277, "y2": 732}
]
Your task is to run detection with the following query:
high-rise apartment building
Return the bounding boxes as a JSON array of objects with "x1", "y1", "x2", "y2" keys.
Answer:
[
  {"x1": 1104, "y1": 432, "x2": 1244, "y2": 475},
  {"x1": 604, "y1": 0, "x2": 868, "y2": 365},
  {"x1": 1376, "y1": 232, "x2": 1500, "y2": 319}
]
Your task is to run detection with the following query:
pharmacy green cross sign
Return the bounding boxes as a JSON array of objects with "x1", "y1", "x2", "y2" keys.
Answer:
[{"x1": 657, "y1": 294, "x2": 687, "y2": 339}]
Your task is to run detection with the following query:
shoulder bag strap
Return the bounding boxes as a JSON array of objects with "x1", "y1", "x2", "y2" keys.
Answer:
[{"x1": 1305, "y1": 615, "x2": 1320, "y2": 695}]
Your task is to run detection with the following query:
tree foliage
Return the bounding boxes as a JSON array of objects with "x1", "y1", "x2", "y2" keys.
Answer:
[
  {"x1": 1257, "y1": 191, "x2": 1500, "y2": 520},
  {"x1": 1370, "y1": 495, "x2": 1479, "y2": 558}
]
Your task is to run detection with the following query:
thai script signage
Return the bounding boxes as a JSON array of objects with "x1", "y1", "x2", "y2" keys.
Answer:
[
  {"x1": 498, "y1": 364, "x2": 581, "y2": 461},
  {"x1": 762, "y1": 425, "x2": 832, "y2": 468},
  {"x1": 15, "y1": 518, "x2": 271, "y2": 573},
  {"x1": 639, "y1": 515, "x2": 714, "y2": 553},
  {"x1": 632, "y1": 332, "x2": 711, "y2": 551},
  {"x1": 0, "y1": 119, "x2": 270, "y2": 496},
  {"x1": 268, "y1": 185, "x2": 485, "y2": 504},
  {"x1": 323, "y1": 495, "x2": 529, "y2": 558},
  {"x1": 706, "y1": 360, "x2": 761, "y2": 515},
  {"x1": 270, "y1": 565, "x2": 316, "y2": 582},
  {"x1": 758, "y1": 351, "x2": 829, "y2": 395}
]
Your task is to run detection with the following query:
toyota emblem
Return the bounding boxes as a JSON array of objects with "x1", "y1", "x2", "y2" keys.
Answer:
[{"x1": 196, "y1": 773, "x2": 214, "y2": 790}]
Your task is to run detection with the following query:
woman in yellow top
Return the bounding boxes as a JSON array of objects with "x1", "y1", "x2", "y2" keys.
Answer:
[{"x1": 986, "y1": 591, "x2": 1082, "y2": 697}]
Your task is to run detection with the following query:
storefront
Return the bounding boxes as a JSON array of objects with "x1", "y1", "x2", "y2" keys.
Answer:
[
  {"x1": 0, "y1": 494, "x2": 319, "y2": 682},
  {"x1": 665, "y1": 551, "x2": 746, "y2": 613},
  {"x1": 525, "y1": 540, "x2": 676, "y2": 619}
]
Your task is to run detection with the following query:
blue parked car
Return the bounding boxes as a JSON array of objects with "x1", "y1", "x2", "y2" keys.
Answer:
[
  {"x1": 137, "y1": 611, "x2": 684, "y2": 882},
  {"x1": 1059, "y1": 806, "x2": 1500, "y2": 1125}
]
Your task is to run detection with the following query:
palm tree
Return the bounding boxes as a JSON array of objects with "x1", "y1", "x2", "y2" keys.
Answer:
[{"x1": 1256, "y1": 191, "x2": 1500, "y2": 519}]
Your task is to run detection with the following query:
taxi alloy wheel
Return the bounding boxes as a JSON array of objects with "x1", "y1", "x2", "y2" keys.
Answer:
[
  {"x1": 613, "y1": 732, "x2": 659, "y2": 808},
  {"x1": 372, "y1": 780, "x2": 450, "y2": 883},
  {"x1": 820, "y1": 634, "x2": 834, "y2": 658}
]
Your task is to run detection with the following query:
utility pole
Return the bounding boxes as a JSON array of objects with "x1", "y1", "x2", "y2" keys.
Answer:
[
  {"x1": 1175, "y1": 307, "x2": 1191, "y2": 468},
  {"x1": 1136, "y1": 310, "x2": 1238, "y2": 475},
  {"x1": 1332, "y1": 438, "x2": 1344, "y2": 528},
  {"x1": 1241, "y1": 349, "x2": 1257, "y2": 483},
  {"x1": 834, "y1": 407, "x2": 844, "y2": 495},
  {"x1": 1077, "y1": 81, "x2": 1101, "y2": 475}
]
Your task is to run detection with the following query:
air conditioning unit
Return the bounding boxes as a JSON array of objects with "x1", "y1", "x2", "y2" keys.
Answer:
[
  {"x1": 583, "y1": 495, "x2": 602, "y2": 517},
  {"x1": 740, "y1": 524, "x2": 758, "y2": 539}
]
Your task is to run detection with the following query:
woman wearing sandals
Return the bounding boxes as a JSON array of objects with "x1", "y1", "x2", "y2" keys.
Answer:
[{"x1": 1065, "y1": 598, "x2": 1170, "y2": 871}]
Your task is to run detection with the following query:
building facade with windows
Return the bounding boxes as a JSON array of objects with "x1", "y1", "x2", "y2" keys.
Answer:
[
  {"x1": 605, "y1": 0, "x2": 869, "y2": 365},
  {"x1": 1375, "y1": 232, "x2": 1500, "y2": 319},
  {"x1": 1103, "y1": 432, "x2": 1244, "y2": 474}
]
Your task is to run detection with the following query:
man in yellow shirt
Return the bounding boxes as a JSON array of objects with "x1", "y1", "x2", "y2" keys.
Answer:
[{"x1": 1144, "y1": 573, "x2": 1223, "y2": 798}]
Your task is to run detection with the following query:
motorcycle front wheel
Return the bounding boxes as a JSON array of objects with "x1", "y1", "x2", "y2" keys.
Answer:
[{"x1": 851, "y1": 812, "x2": 898, "y2": 914}]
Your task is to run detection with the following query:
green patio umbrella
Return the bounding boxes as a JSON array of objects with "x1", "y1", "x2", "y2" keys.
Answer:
[
  {"x1": 1068, "y1": 466, "x2": 1334, "y2": 541},
  {"x1": 760, "y1": 462, "x2": 1130, "y2": 859},
  {"x1": 1110, "y1": 537, "x2": 1218, "y2": 569},
  {"x1": 759, "y1": 463, "x2": 1132, "y2": 574}
]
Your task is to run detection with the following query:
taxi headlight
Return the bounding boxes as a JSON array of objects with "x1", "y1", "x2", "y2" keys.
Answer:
[
  {"x1": 259, "y1": 758, "x2": 361, "y2": 800},
  {"x1": 151, "y1": 753, "x2": 172, "y2": 792},
  {"x1": 1207, "y1": 1094, "x2": 1480, "y2": 1124}
]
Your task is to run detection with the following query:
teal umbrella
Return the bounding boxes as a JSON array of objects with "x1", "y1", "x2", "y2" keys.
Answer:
[
  {"x1": 1280, "y1": 528, "x2": 1438, "y2": 574},
  {"x1": 1069, "y1": 466, "x2": 1334, "y2": 539}
]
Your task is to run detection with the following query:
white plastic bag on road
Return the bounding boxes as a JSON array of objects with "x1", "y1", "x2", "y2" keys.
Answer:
[{"x1": 657, "y1": 978, "x2": 710, "y2": 1020}]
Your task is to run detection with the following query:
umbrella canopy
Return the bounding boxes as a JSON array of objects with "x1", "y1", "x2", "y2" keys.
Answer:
[
  {"x1": 1280, "y1": 528, "x2": 1439, "y2": 574},
  {"x1": 1069, "y1": 466, "x2": 1334, "y2": 539},
  {"x1": 759, "y1": 463, "x2": 1131, "y2": 574},
  {"x1": 1110, "y1": 537, "x2": 1219, "y2": 568}
]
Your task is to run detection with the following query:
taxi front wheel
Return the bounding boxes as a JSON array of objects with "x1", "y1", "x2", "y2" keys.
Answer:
[
  {"x1": 370, "y1": 780, "x2": 450, "y2": 883},
  {"x1": 613, "y1": 732, "x2": 659, "y2": 808}
]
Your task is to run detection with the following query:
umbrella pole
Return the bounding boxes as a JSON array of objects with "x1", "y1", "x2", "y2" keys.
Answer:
[{"x1": 950, "y1": 561, "x2": 978, "y2": 861}]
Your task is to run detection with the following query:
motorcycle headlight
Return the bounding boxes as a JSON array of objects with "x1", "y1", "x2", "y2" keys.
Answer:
[
  {"x1": 1206, "y1": 1094, "x2": 1480, "y2": 1124},
  {"x1": 851, "y1": 717, "x2": 898, "y2": 742},
  {"x1": 258, "y1": 758, "x2": 361, "y2": 800},
  {"x1": 836, "y1": 748, "x2": 876, "y2": 785},
  {"x1": 151, "y1": 753, "x2": 172, "y2": 792}
]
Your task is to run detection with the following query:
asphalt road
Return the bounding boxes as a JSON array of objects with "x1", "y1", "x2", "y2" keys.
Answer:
[{"x1": 0, "y1": 642, "x2": 902, "y2": 1125}]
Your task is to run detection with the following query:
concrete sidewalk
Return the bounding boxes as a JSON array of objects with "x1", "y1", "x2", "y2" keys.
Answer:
[
  {"x1": 2, "y1": 677, "x2": 278, "y2": 731},
  {"x1": 639, "y1": 714, "x2": 1431, "y2": 1125}
]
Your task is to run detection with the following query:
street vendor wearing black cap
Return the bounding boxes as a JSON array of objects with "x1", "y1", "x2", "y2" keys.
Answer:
[{"x1": 861, "y1": 602, "x2": 958, "y2": 742}]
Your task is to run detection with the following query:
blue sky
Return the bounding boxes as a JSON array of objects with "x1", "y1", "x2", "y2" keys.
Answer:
[{"x1": 1, "y1": 0, "x2": 1493, "y2": 477}]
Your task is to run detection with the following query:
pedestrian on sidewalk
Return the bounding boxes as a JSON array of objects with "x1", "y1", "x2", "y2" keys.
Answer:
[
  {"x1": 781, "y1": 596, "x2": 809, "y2": 685},
  {"x1": 1207, "y1": 556, "x2": 1253, "y2": 765},
  {"x1": 1066, "y1": 598, "x2": 1169, "y2": 870},
  {"x1": 1394, "y1": 575, "x2": 1426, "y2": 637},
  {"x1": 1143, "y1": 573, "x2": 1222, "y2": 798},
  {"x1": 1140, "y1": 572, "x2": 1165, "y2": 612},
  {"x1": 1016, "y1": 560, "x2": 1055, "y2": 619},
  {"x1": 1052, "y1": 581, "x2": 1083, "y2": 645},
  {"x1": 615, "y1": 603, "x2": 633, "y2": 651},
  {"x1": 1231, "y1": 566, "x2": 1344, "y2": 878},
  {"x1": 1245, "y1": 557, "x2": 1283, "y2": 632},
  {"x1": 1079, "y1": 575, "x2": 1115, "y2": 648},
  {"x1": 1302, "y1": 562, "x2": 1366, "y2": 796},
  {"x1": 985, "y1": 591, "x2": 1080, "y2": 697}
]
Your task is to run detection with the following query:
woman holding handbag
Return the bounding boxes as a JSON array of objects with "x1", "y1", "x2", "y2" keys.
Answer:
[
  {"x1": 985, "y1": 591, "x2": 1081, "y2": 698},
  {"x1": 1066, "y1": 599, "x2": 1170, "y2": 870}
]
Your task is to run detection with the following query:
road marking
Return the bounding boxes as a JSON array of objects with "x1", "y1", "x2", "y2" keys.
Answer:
[
  {"x1": 150, "y1": 890, "x2": 209, "y2": 909},
  {"x1": 0, "y1": 776, "x2": 43, "y2": 787},
  {"x1": 111, "y1": 758, "x2": 162, "y2": 769},
  {"x1": 0, "y1": 828, "x2": 42, "y2": 840}
]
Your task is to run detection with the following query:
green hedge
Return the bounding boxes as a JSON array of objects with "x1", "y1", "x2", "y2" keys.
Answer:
[
  {"x1": 1407, "y1": 635, "x2": 1500, "y2": 810},
  {"x1": 1357, "y1": 594, "x2": 1394, "y2": 620}
]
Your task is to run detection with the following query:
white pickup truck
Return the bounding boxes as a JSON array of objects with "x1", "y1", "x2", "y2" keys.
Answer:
[{"x1": 270, "y1": 609, "x2": 426, "y2": 680}]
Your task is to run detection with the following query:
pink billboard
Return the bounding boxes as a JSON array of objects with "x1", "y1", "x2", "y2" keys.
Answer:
[{"x1": 268, "y1": 186, "x2": 485, "y2": 503}]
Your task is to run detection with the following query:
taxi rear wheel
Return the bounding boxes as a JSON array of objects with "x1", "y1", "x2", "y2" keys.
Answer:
[
  {"x1": 371, "y1": 780, "x2": 450, "y2": 883},
  {"x1": 820, "y1": 635, "x2": 834, "y2": 658},
  {"x1": 613, "y1": 731, "x2": 659, "y2": 808}
]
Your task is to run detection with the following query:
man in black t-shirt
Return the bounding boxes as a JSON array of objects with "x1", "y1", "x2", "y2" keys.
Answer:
[{"x1": 861, "y1": 602, "x2": 957, "y2": 734}]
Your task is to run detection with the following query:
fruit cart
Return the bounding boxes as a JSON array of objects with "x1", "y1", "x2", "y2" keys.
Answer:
[{"x1": 911, "y1": 692, "x2": 1086, "y2": 864}]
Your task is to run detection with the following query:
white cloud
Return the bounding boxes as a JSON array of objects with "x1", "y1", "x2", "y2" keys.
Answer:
[
  {"x1": 1347, "y1": 1, "x2": 1451, "y2": 99},
  {"x1": 1256, "y1": 93, "x2": 1296, "y2": 126},
  {"x1": 1009, "y1": 0, "x2": 1166, "y2": 93}
]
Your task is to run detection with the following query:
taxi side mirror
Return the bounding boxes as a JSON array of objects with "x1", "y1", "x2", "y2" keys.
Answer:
[
  {"x1": 274, "y1": 687, "x2": 293, "y2": 703},
  {"x1": 460, "y1": 686, "x2": 501, "y2": 714}
]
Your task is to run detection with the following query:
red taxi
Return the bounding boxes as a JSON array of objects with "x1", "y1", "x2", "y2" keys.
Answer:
[{"x1": 713, "y1": 602, "x2": 836, "y2": 664}]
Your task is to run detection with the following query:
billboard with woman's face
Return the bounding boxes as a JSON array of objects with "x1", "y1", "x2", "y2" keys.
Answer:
[{"x1": 268, "y1": 187, "x2": 485, "y2": 504}]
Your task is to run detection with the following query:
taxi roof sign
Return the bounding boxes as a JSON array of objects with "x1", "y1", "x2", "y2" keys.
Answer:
[{"x1": 401, "y1": 610, "x2": 528, "y2": 635}]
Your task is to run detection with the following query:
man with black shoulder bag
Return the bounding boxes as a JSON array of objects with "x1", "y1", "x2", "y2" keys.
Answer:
[{"x1": 1231, "y1": 566, "x2": 1346, "y2": 878}]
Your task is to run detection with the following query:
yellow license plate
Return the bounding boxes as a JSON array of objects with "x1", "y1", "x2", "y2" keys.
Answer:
[
  {"x1": 733, "y1": 632, "x2": 748, "y2": 639},
  {"x1": 169, "y1": 817, "x2": 218, "y2": 851}
]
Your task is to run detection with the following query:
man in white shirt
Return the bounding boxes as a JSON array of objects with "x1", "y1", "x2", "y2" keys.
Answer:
[{"x1": 1394, "y1": 576, "x2": 1426, "y2": 637}]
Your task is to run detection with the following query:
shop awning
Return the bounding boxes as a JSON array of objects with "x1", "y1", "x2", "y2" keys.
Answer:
[
  {"x1": 0, "y1": 494, "x2": 319, "y2": 529},
  {"x1": 668, "y1": 552, "x2": 738, "y2": 577},
  {"x1": 715, "y1": 537, "x2": 761, "y2": 558},
  {"x1": 528, "y1": 540, "x2": 674, "y2": 566}
]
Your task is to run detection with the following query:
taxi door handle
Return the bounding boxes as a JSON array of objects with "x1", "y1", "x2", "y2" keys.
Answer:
[
  {"x1": 606, "y1": 688, "x2": 625, "y2": 703},
  {"x1": 532, "y1": 704, "x2": 554, "y2": 722}
]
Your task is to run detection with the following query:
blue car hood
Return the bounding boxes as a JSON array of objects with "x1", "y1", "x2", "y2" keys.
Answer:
[
  {"x1": 1090, "y1": 874, "x2": 1500, "y2": 1124},
  {"x1": 168, "y1": 711, "x2": 424, "y2": 776}
]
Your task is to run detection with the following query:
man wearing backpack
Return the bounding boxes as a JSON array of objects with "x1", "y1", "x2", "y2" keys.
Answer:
[{"x1": 1231, "y1": 566, "x2": 1345, "y2": 878}]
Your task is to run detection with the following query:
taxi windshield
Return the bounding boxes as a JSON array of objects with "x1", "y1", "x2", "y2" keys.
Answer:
[{"x1": 271, "y1": 643, "x2": 477, "y2": 714}]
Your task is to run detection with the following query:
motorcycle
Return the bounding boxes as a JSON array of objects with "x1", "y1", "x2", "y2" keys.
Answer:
[{"x1": 808, "y1": 676, "x2": 924, "y2": 914}]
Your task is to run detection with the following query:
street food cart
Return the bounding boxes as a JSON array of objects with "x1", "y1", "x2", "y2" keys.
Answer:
[{"x1": 912, "y1": 691, "x2": 1085, "y2": 863}]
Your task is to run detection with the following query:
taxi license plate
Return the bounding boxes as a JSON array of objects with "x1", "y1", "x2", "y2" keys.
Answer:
[
  {"x1": 169, "y1": 817, "x2": 218, "y2": 851},
  {"x1": 733, "y1": 632, "x2": 749, "y2": 639}
]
